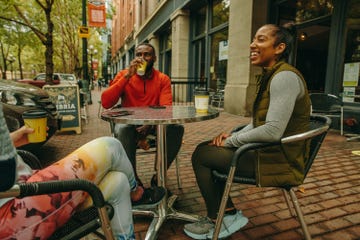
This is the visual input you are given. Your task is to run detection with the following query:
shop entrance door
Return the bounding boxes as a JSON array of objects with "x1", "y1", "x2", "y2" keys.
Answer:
[{"x1": 295, "y1": 20, "x2": 331, "y2": 92}]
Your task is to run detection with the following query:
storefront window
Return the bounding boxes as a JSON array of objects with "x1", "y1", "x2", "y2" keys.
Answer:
[
  {"x1": 191, "y1": 0, "x2": 229, "y2": 92},
  {"x1": 212, "y1": 0, "x2": 230, "y2": 28},
  {"x1": 210, "y1": 29, "x2": 228, "y2": 91},
  {"x1": 295, "y1": 0, "x2": 333, "y2": 23},
  {"x1": 193, "y1": 39, "x2": 206, "y2": 80},
  {"x1": 159, "y1": 29, "x2": 172, "y2": 76},
  {"x1": 342, "y1": 0, "x2": 360, "y2": 102},
  {"x1": 195, "y1": 6, "x2": 206, "y2": 36},
  {"x1": 274, "y1": 0, "x2": 332, "y2": 92}
]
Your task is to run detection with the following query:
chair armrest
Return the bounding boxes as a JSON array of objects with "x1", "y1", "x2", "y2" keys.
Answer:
[
  {"x1": 0, "y1": 179, "x2": 106, "y2": 208},
  {"x1": 231, "y1": 142, "x2": 280, "y2": 167},
  {"x1": 281, "y1": 121, "x2": 330, "y2": 144},
  {"x1": 17, "y1": 150, "x2": 43, "y2": 169}
]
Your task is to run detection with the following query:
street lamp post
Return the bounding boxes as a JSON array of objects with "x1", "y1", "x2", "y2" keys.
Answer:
[
  {"x1": 7, "y1": 55, "x2": 15, "y2": 80},
  {"x1": 87, "y1": 44, "x2": 98, "y2": 91},
  {"x1": 82, "y1": 0, "x2": 90, "y2": 104}
]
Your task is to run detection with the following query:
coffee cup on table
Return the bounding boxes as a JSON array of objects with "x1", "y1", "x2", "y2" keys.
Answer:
[
  {"x1": 194, "y1": 90, "x2": 210, "y2": 113},
  {"x1": 22, "y1": 110, "x2": 48, "y2": 143}
]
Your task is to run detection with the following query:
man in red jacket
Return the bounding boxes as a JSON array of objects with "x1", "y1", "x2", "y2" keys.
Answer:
[{"x1": 101, "y1": 43, "x2": 184, "y2": 188}]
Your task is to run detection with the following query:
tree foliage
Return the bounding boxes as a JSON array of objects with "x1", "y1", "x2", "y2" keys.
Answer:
[
  {"x1": 0, "y1": 0, "x2": 56, "y2": 83},
  {"x1": 0, "y1": 0, "x2": 107, "y2": 82}
]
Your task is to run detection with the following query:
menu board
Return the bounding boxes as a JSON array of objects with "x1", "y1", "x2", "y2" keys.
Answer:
[
  {"x1": 343, "y1": 62, "x2": 360, "y2": 87},
  {"x1": 43, "y1": 84, "x2": 82, "y2": 134}
]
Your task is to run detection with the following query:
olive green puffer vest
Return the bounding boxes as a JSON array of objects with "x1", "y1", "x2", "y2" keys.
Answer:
[{"x1": 252, "y1": 61, "x2": 311, "y2": 187}]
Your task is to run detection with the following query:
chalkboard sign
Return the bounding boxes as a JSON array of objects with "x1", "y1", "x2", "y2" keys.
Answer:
[{"x1": 43, "y1": 84, "x2": 82, "y2": 134}]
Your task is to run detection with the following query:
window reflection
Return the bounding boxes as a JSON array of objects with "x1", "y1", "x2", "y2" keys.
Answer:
[
  {"x1": 195, "y1": 6, "x2": 206, "y2": 36},
  {"x1": 212, "y1": 0, "x2": 230, "y2": 28},
  {"x1": 295, "y1": 0, "x2": 333, "y2": 23},
  {"x1": 210, "y1": 29, "x2": 228, "y2": 91}
]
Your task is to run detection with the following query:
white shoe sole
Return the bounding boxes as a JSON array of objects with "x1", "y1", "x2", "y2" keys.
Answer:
[
  {"x1": 207, "y1": 214, "x2": 249, "y2": 239},
  {"x1": 184, "y1": 228, "x2": 208, "y2": 240}
]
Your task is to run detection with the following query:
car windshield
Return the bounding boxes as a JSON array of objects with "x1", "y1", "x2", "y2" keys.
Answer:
[{"x1": 60, "y1": 74, "x2": 76, "y2": 82}]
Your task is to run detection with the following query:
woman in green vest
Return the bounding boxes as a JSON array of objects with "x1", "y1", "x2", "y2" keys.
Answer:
[{"x1": 184, "y1": 23, "x2": 311, "y2": 240}]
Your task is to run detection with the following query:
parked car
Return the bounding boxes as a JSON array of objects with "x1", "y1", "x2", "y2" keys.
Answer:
[
  {"x1": 59, "y1": 73, "x2": 78, "y2": 85},
  {"x1": 17, "y1": 73, "x2": 62, "y2": 88},
  {"x1": 0, "y1": 79, "x2": 62, "y2": 151}
]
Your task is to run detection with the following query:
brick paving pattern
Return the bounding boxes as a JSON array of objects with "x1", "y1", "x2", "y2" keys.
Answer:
[{"x1": 35, "y1": 89, "x2": 360, "y2": 240}]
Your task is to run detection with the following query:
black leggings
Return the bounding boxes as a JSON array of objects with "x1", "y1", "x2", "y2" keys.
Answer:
[{"x1": 191, "y1": 141, "x2": 256, "y2": 219}]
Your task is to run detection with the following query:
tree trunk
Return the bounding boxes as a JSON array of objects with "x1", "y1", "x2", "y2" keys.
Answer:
[{"x1": 45, "y1": 7, "x2": 54, "y2": 85}]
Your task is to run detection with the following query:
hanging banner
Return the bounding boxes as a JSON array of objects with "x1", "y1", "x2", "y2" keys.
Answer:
[{"x1": 88, "y1": 0, "x2": 106, "y2": 28}]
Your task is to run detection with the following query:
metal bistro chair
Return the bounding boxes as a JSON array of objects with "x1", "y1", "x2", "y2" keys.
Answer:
[
  {"x1": 0, "y1": 150, "x2": 115, "y2": 240},
  {"x1": 211, "y1": 115, "x2": 331, "y2": 240},
  {"x1": 309, "y1": 93, "x2": 343, "y2": 135}
]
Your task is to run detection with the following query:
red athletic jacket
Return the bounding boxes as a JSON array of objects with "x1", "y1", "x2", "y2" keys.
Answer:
[{"x1": 101, "y1": 68, "x2": 172, "y2": 109}]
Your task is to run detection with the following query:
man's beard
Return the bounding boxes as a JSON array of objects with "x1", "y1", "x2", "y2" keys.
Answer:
[{"x1": 146, "y1": 61, "x2": 154, "y2": 72}]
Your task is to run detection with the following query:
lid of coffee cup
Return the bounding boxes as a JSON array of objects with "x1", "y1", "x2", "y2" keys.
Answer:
[
  {"x1": 194, "y1": 90, "x2": 209, "y2": 95},
  {"x1": 194, "y1": 87, "x2": 209, "y2": 95},
  {"x1": 23, "y1": 110, "x2": 48, "y2": 119}
]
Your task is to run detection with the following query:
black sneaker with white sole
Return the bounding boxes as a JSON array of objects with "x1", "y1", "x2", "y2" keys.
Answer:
[{"x1": 132, "y1": 186, "x2": 166, "y2": 209}]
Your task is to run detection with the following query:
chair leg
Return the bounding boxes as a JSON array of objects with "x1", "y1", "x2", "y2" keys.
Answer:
[
  {"x1": 340, "y1": 107, "x2": 344, "y2": 135},
  {"x1": 175, "y1": 155, "x2": 182, "y2": 189},
  {"x1": 98, "y1": 207, "x2": 115, "y2": 240},
  {"x1": 288, "y1": 188, "x2": 312, "y2": 240},
  {"x1": 212, "y1": 167, "x2": 236, "y2": 240},
  {"x1": 282, "y1": 189, "x2": 296, "y2": 217}
]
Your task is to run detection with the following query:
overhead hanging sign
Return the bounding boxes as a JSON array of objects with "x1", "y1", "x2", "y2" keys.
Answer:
[{"x1": 88, "y1": 0, "x2": 106, "y2": 28}]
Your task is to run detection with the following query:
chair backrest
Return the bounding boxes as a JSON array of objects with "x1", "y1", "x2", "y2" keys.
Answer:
[
  {"x1": 305, "y1": 115, "x2": 331, "y2": 176},
  {"x1": 281, "y1": 115, "x2": 331, "y2": 177},
  {"x1": 309, "y1": 93, "x2": 343, "y2": 113}
]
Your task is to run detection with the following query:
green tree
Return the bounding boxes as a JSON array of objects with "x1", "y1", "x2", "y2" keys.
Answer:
[
  {"x1": 53, "y1": 0, "x2": 82, "y2": 76},
  {"x1": 0, "y1": 0, "x2": 56, "y2": 84}
]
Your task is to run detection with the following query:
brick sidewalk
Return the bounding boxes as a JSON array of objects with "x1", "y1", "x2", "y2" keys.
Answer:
[{"x1": 37, "y1": 89, "x2": 360, "y2": 240}]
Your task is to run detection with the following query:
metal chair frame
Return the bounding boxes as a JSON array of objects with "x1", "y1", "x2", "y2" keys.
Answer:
[
  {"x1": 0, "y1": 179, "x2": 114, "y2": 240},
  {"x1": 211, "y1": 115, "x2": 331, "y2": 240},
  {"x1": 309, "y1": 93, "x2": 343, "y2": 135},
  {"x1": 0, "y1": 150, "x2": 115, "y2": 240}
]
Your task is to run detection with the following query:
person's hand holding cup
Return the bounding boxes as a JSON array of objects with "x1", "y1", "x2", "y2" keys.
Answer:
[{"x1": 22, "y1": 110, "x2": 48, "y2": 143}]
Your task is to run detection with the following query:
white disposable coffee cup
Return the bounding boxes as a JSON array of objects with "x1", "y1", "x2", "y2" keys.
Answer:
[{"x1": 194, "y1": 90, "x2": 210, "y2": 113}]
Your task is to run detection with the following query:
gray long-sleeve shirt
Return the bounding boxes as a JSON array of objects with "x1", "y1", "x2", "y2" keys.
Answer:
[{"x1": 224, "y1": 71, "x2": 305, "y2": 147}]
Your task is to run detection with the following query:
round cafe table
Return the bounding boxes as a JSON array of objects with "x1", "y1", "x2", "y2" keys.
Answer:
[{"x1": 101, "y1": 105, "x2": 219, "y2": 240}]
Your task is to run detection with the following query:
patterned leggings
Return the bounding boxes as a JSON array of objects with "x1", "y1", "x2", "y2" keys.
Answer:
[{"x1": 0, "y1": 136, "x2": 136, "y2": 240}]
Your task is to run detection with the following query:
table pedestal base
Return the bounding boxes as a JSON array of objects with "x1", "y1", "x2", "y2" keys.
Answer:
[{"x1": 133, "y1": 194, "x2": 202, "y2": 240}]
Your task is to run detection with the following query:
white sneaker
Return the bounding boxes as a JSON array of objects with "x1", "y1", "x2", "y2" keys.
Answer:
[
  {"x1": 206, "y1": 211, "x2": 248, "y2": 239},
  {"x1": 184, "y1": 217, "x2": 214, "y2": 240}
]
